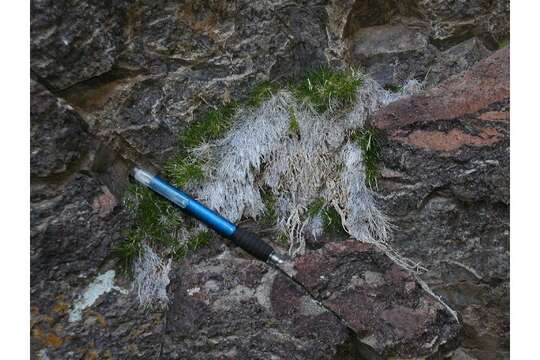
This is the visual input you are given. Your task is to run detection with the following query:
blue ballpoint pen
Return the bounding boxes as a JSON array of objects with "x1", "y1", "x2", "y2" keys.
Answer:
[{"x1": 132, "y1": 167, "x2": 286, "y2": 266}]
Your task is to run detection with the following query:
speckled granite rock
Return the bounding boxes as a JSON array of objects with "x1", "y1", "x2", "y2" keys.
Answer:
[{"x1": 372, "y1": 47, "x2": 509, "y2": 359}]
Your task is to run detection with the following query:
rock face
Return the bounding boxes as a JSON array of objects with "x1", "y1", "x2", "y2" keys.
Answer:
[
  {"x1": 372, "y1": 48, "x2": 510, "y2": 358},
  {"x1": 293, "y1": 241, "x2": 460, "y2": 358},
  {"x1": 344, "y1": 0, "x2": 509, "y2": 87},
  {"x1": 30, "y1": 1, "x2": 509, "y2": 359}
]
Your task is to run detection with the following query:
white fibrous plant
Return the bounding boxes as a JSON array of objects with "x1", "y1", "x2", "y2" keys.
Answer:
[
  {"x1": 133, "y1": 244, "x2": 172, "y2": 309},
  {"x1": 187, "y1": 75, "x2": 424, "y2": 268}
]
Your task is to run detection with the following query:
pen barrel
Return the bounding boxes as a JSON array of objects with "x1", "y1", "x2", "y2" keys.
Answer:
[{"x1": 133, "y1": 168, "x2": 275, "y2": 262}]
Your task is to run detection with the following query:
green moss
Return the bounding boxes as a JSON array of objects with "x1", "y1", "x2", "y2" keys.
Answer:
[
  {"x1": 292, "y1": 67, "x2": 362, "y2": 113},
  {"x1": 322, "y1": 206, "x2": 345, "y2": 235},
  {"x1": 115, "y1": 230, "x2": 143, "y2": 273},
  {"x1": 260, "y1": 189, "x2": 277, "y2": 226},
  {"x1": 181, "y1": 101, "x2": 238, "y2": 150},
  {"x1": 116, "y1": 184, "x2": 210, "y2": 272},
  {"x1": 498, "y1": 38, "x2": 510, "y2": 49},
  {"x1": 276, "y1": 232, "x2": 289, "y2": 247},
  {"x1": 307, "y1": 197, "x2": 325, "y2": 217},
  {"x1": 384, "y1": 84, "x2": 403, "y2": 93},
  {"x1": 352, "y1": 127, "x2": 380, "y2": 189},
  {"x1": 164, "y1": 155, "x2": 204, "y2": 188},
  {"x1": 247, "y1": 80, "x2": 280, "y2": 107},
  {"x1": 306, "y1": 198, "x2": 347, "y2": 236},
  {"x1": 288, "y1": 107, "x2": 300, "y2": 136},
  {"x1": 187, "y1": 230, "x2": 210, "y2": 251}
]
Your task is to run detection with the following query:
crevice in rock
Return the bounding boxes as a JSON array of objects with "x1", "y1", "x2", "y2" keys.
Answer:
[{"x1": 273, "y1": 263, "x2": 381, "y2": 359}]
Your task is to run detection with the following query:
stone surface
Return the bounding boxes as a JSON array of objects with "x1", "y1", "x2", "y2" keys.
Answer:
[
  {"x1": 293, "y1": 241, "x2": 461, "y2": 358},
  {"x1": 344, "y1": 0, "x2": 508, "y2": 87},
  {"x1": 30, "y1": 0, "x2": 128, "y2": 90},
  {"x1": 30, "y1": 80, "x2": 90, "y2": 178},
  {"x1": 348, "y1": 24, "x2": 436, "y2": 87},
  {"x1": 372, "y1": 48, "x2": 509, "y2": 359},
  {"x1": 424, "y1": 37, "x2": 492, "y2": 87},
  {"x1": 30, "y1": 1, "x2": 510, "y2": 359},
  {"x1": 162, "y1": 252, "x2": 353, "y2": 359}
]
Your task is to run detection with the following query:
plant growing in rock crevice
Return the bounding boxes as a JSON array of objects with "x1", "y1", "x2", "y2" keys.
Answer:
[
  {"x1": 120, "y1": 68, "x2": 424, "y2": 308},
  {"x1": 351, "y1": 127, "x2": 380, "y2": 189}
]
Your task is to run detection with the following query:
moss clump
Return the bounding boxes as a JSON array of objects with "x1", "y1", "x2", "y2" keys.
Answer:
[
  {"x1": 247, "y1": 80, "x2": 281, "y2": 107},
  {"x1": 384, "y1": 84, "x2": 404, "y2": 93},
  {"x1": 260, "y1": 189, "x2": 277, "y2": 226},
  {"x1": 276, "y1": 232, "x2": 289, "y2": 247},
  {"x1": 352, "y1": 127, "x2": 380, "y2": 189},
  {"x1": 498, "y1": 38, "x2": 510, "y2": 49},
  {"x1": 292, "y1": 67, "x2": 362, "y2": 113},
  {"x1": 306, "y1": 197, "x2": 325, "y2": 217},
  {"x1": 181, "y1": 101, "x2": 238, "y2": 150},
  {"x1": 306, "y1": 197, "x2": 347, "y2": 235},
  {"x1": 164, "y1": 155, "x2": 204, "y2": 188},
  {"x1": 116, "y1": 184, "x2": 209, "y2": 272},
  {"x1": 288, "y1": 107, "x2": 300, "y2": 136}
]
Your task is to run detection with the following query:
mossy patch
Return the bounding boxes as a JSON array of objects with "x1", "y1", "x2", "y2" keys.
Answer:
[
  {"x1": 306, "y1": 197, "x2": 347, "y2": 236},
  {"x1": 288, "y1": 107, "x2": 300, "y2": 136},
  {"x1": 260, "y1": 189, "x2": 277, "y2": 227},
  {"x1": 181, "y1": 100, "x2": 238, "y2": 150},
  {"x1": 247, "y1": 80, "x2": 281, "y2": 108},
  {"x1": 351, "y1": 127, "x2": 380, "y2": 189},
  {"x1": 116, "y1": 184, "x2": 209, "y2": 273},
  {"x1": 292, "y1": 67, "x2": 362, "y2": 113},
  {"x1": 164, "y1": 155, "x2": 204, "y2": 188}
]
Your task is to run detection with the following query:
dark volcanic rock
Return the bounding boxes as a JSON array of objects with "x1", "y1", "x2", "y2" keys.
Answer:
[
  {"x1": 347, "y1": 24, "x2": 437, "y2": 87},
  {"x1": 424, "y1": 37, "x2": 492, "y2": 87},
  {"x1": 372, "y1": 48, "x2": 509, "y2": 359},
  {"x1": 31, "y1": 80, "x2": 90, "y2": 178},
  {"x1": 293, "y1": 241, "x2": 461, "y2": 358},
  {"x1": 30, "y1": 0, "x2": 128, "y2": 90},
  {"x1": 162, "y1": 252, "x2": 352, "y2": 360}
]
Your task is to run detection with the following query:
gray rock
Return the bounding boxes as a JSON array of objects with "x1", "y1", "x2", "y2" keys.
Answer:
[
  {"x1": 292, "y1": 241, "x2": 461, "y2": 358},
  {"x1": 425, "y1": 37, "x2": 491, "y2": 87},
  {"x1": 348, "y1": 24, "x2": 437, "y2": 86},
  {"x1": 372, "y1": 48, "x2": 510, "y2": 358},
  {"x1": 162, "y1": 253, "x2": 353, "y2": 359},
  {"x1": 30, "y1": 80, "x2": 90, "y2": 178},
  {"x1": 30, "y1": 0, "x2": 128, "y2": 90}
]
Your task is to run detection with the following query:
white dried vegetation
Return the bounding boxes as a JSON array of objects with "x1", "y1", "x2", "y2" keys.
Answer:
[
  {"x1": 133, "y1": 244, "x2": 172, "y2": 309},
  {"x1": 188, "y1": 76, "x2": 423, "y2": 269}
]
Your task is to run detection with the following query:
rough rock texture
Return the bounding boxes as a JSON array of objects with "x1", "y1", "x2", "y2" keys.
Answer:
[
  {"x1": 293, "y1": 241, "x2": 461, "y2": 359},
  {"x1": 162, "y1": 251, "x2": 352, "y2": 359},
  {"x1": 372, "y1": 48, "x2": 510, "y2": 359},
  {"x1": 30, "y1": 1, "x2": 509, "y2": 359},
  {"x1": 30, "y1": 80, "x2": 90, "y2": 178},
  {"x1": 344, "y1": 0, "x2": 509, "y2": 87}
]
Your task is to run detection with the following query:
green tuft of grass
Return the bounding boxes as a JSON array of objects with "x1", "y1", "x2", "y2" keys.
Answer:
[
  {"x1": 351, "y1": 127, "x2": 380, "y2": 189},
  {"x1": 116, "y1": 184, "x2": 210, "y2": 272},
  {"x1": 288, "y1": 107, "x2": 300, "y2": 136},
  {"x1": 276, "y1": 232, "x2": 289, "y2": 247},
  {"x1": 247, "y1": 80, "x2": 280, "y2": 107},
  {"x1": 260, "y1": 189, "x2": 277, "y2": 226},
  {"x1": 384, "y1": 84, "x2": 403, "y2": 93},
  {"x1": 181, "y1": 101, "x2": 238, "y2": 150},
  {"x1": 187, "y1": 230, "x2": 210, "y2": 251},
  {"x1": 292, "y1": 67, "x2": 362, "y2": 113},
  {"x1": 498, "y1": 38, "x2": 510, "y2": 49},
  {"x1": 306, "y1": 198, "x2": 347, "y2": 236},
  {"x1": 306, "y1": 197, "x2": 325, "y2": 217},
  {"x1": 164, "y1": 155, "x2": 204, "y2": 188}
]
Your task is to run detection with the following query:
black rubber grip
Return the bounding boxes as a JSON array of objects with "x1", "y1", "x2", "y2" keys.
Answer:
[{"x1": 229, "y1": 227, "x2": 274, "y2": 262}]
